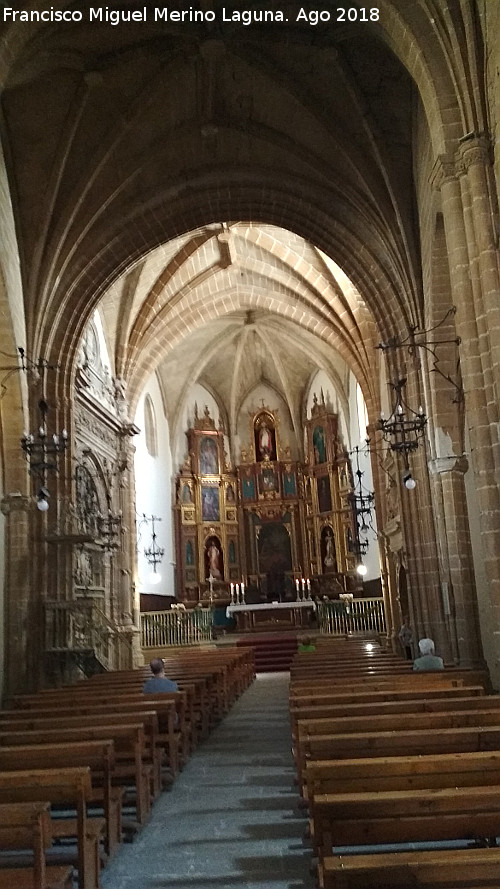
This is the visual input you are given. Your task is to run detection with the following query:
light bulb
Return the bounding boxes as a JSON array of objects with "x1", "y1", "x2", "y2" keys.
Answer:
[
  {"x1": 402, "y1": 469, "x2": 417, "y2": 490},
  {"x1": 356, "y1": 563, "x2": 368, "y2": 577},
  {"x1": 149, "y1": 571, "x2": 161, "y2": 585},
  {"x1": 36, "y1": 497, "x2": 49, "y2": 512}
]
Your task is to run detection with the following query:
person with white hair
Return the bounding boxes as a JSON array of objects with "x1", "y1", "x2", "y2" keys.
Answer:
[{"x1": 413, "y1": 638, "x2": 444, "y2": 671}]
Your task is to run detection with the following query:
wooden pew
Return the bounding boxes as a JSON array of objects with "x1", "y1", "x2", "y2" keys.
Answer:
[
  {"x1": 296, "y1": 703, "x2": 500, "y2": 739},
  {"x1": 0, "y1": 767, "x2": 103, "y2": 889},
  {"x1": 0, "y1": 801, "x2": 74, "y2": 889},
  {"x1": 311, "y1": 784, "x2": 500, "y2": 856},
  {"x1": 290, "y1": 670, "x2": 490, "y2": 692},
  {"x1": 320, "y1": 847, "x2": 500, "y2": 889},
  {"x1": 294, "y1": 708, "x2": 500, "y2": 783},
  {"x1": 0, "y1": 722, "x2": 150, "y2": 828},
  {"x1": 295, "y1": 724, "x2": 500, "y2": 792},
  {"x1": 290, "y1": 690, "x2": 490, "y2": 737},
  {"x1": 0, "y1": 709, "x2": 161, "y2": 804},
  {"x1": 5, "y1": 694, "x2": 182, "y2": 781},
  {"x1": 0, "y1": 740, "x2": 121, "y2": 857},
  {"x1": 305, "y1": 749, "x2": 500, "y2": 799}
]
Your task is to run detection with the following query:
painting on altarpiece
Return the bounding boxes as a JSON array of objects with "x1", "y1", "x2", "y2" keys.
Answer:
[
  {"x1": 199, "y1": 436, "x2": 219, "y2": 475},
  {"x1": 317, "y1": 474, "x2": 332, "y2": 513},
  {"x1": 242, "y1": 474, "x2": 256, "y2": 500},
  {"x1": 201, "y1": 486, "x2": 220, "y2": 522},
  {"x1": 313, "y1": 425, "x2": 327, "y2": 464},
  {"x1": 257, "y1": 521, "x2": 292, "y2": 575}
]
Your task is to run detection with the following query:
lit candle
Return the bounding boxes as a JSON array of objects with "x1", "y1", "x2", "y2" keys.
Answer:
[
  {"x1": 295, "y1": 579, "x2": 300, "y2": 593},
  {"x1": 241, "y1": 581, "x2": 245, "y2": 596},
  {"x1": 302, "y1": 578, "x2": 306, "y2": 592},
  {"x1": 307, "y1": 579, "x2": 311, "y2": 592},
  {"x1": 230, "y1": 583, "x2": 234, "y2": 597}
]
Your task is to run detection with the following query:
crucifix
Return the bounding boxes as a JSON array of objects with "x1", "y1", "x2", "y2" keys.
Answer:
[{"x1": 206, "y1": 573, "x2": 215, "y2": 603}]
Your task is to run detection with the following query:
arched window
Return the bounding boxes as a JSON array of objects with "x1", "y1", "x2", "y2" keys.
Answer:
[
  {"x1": 356, "y1": 383, "x2": 368, "y2": 441},
  {"x1": 144, "y1": 395, "x2": 158, "y2": 457}
]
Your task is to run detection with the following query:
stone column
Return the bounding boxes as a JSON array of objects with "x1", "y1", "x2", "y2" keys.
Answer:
[
  {"x1": 0, "y1": 493, "x2": 35, "y2": 697},
  {"x1": 431, "y1": 148, "x2": 500, "y2": 680},
  {"x1": 117, "y1": 430, "x2": 142, "y2": 667},
  {"x1": 428, "y1": 455, "x2": 484, "y2": 665}
]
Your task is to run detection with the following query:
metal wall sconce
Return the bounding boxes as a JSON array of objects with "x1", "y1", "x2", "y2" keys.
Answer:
[
  {"x1": 376, "y1": 307, "x2": 463, "y2": 403},
  {"x1": 21, "y1": 397, "x2": 68, "y2": 510}
]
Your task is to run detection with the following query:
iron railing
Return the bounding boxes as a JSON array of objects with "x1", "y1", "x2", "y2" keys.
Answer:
[
  {"x1": 316, "y1": 597, "x2": 386, "y2": 636},
  {"x1": 141, "y1": 608, "x2": 213, "y2": 648}
]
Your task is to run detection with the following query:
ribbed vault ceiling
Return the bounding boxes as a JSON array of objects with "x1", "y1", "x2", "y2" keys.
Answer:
[{"x1": 97, "y1": 222, "x2": 376, "y2": 438}]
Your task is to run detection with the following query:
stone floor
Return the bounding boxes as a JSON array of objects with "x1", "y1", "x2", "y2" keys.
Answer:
[{"x1": 101, "y1": 672, "x2": 315, "y2": 889}]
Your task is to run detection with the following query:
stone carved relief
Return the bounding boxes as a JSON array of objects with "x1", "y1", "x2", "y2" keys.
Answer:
[{"x1": 77, "y1": 321, "x2": 116, "y2": 412}]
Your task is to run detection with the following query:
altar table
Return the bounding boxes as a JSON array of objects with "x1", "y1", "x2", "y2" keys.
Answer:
[{"x1": 226, "y1": 600, "x2": 316, "y2": 632}]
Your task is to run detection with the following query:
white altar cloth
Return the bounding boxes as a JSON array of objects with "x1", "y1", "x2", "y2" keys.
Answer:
[{"x1": 226, "y1": 600, "x2": 315, "y2": 618}]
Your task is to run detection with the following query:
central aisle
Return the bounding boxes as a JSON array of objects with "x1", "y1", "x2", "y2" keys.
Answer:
[{"x1": 101, "y1": 672, "x2": 315, "y2": 889}]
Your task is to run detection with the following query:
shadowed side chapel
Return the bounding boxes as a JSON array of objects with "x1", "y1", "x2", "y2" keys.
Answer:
[{"x1": 0, "y1": 0, "x2": 498, "y2": 696}]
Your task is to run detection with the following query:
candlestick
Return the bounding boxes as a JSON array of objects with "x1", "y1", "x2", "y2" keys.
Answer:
[
  {"x1": 307, "y1": 578, "x2": 311, "y2": 599},
  {"x1": 295, "y1": 578, "x2": 300, "y2": 601},
  {"x1": 230, "y1": 582, "x2": 235, "y2": 604},
  {"x1": 241, "y1": 581, "x2": 245, "y2": 604}
]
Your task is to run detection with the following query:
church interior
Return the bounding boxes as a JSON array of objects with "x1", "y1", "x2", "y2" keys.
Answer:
[
  {"x1": 0, "y1": 3, "x2": 500, "y2": 692},
  {"x1": 2, "y1": 2, "x2": 500, "y2": 887}
]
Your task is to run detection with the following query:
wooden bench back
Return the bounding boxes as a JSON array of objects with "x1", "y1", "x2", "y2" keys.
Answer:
[{"x1": 305, "y1": 749, "x2": 500, "y2": 797}]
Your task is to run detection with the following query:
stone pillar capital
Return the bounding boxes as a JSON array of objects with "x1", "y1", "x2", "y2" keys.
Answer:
[
  {"x1": 429, "y1": 153, "x2": 456, "y2": 190},
  {"x1": 0, "y1": 492, "x2": 31, "y2": 516},
  {"x1": 428, "y1": 455, "x2": 468, "y2": 476},
  {"x1": 455, "y1": 133, "x2": 492, "y2": 175}
]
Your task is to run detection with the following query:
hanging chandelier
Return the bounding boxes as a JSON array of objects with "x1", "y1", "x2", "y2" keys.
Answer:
[
  {"x1": 377, "y1": 378, "x2": 427, "y2": 489},
  {"x1": 144, "y1": 515, "x2": 165, "y2": 585},
  {"x1": 348, "y1": 445, "x2": 374, "y2": 576}
]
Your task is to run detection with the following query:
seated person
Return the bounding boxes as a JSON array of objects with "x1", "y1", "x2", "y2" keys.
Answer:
[
  {"x1": 298, "y1": 636, "x2": 316, "y2": 652},
  {"x1": 413, "y1": 637, "x2": 444, "y2": 671},
  {"x1": 143, "y1": 657, "x2": 179, "y2": 692}
]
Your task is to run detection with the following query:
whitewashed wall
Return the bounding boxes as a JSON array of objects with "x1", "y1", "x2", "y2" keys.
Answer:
[
  {"x1": 134, "y1": 374, "x2": 174, "y2": 596},
  {"x1": 347, "y1": 376, "x2": 379, "y2": 581}
]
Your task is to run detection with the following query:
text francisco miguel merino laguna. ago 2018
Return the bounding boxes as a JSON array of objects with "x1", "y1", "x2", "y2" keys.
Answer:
[{"x1": 1, "y1": 7, "x2": 381, "y2": 26}]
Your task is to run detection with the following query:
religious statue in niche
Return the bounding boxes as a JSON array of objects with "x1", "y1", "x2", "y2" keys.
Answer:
[
  {"x1": 75, "y1": 464, "x2": 101, "y2": 537},
  {"x1": 254, "y1": 414, "x2": 277, "y2": 462},
  {"x1": 199, "y1": 436, "x2": 219, "y2": 475},
  {"x1": 226, "y1": 483, "x2": 235, "y2": 503},
  {"x1": 205, "y1": 536, "x2": 223, "y2": 580},
  {"x1": 313, "y1": 425, "x2": 327, "y2": 464},
  {"x1": 181, "y1": 482, "x2": 193, "y2": 503},
  {"x1": 339, "y1": 463, "x2": 349, "y2": 488},
  {"x1": 201, "y1": 486, "x2": 220, "y2": 522},
  {"x1": 321, "y1": 526, "x2": 337, "y2": 573},
  {"x1": 346, "y1": 526, "x2": 354, "y2": 553},
  {"x1": 317, "y1": 475, "x2": 332, "y2": 513}
]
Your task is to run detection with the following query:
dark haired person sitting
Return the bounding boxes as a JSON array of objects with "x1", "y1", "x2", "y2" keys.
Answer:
[{"x1": 143, "y1": 657, "x2": 179, "y2": 692}]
